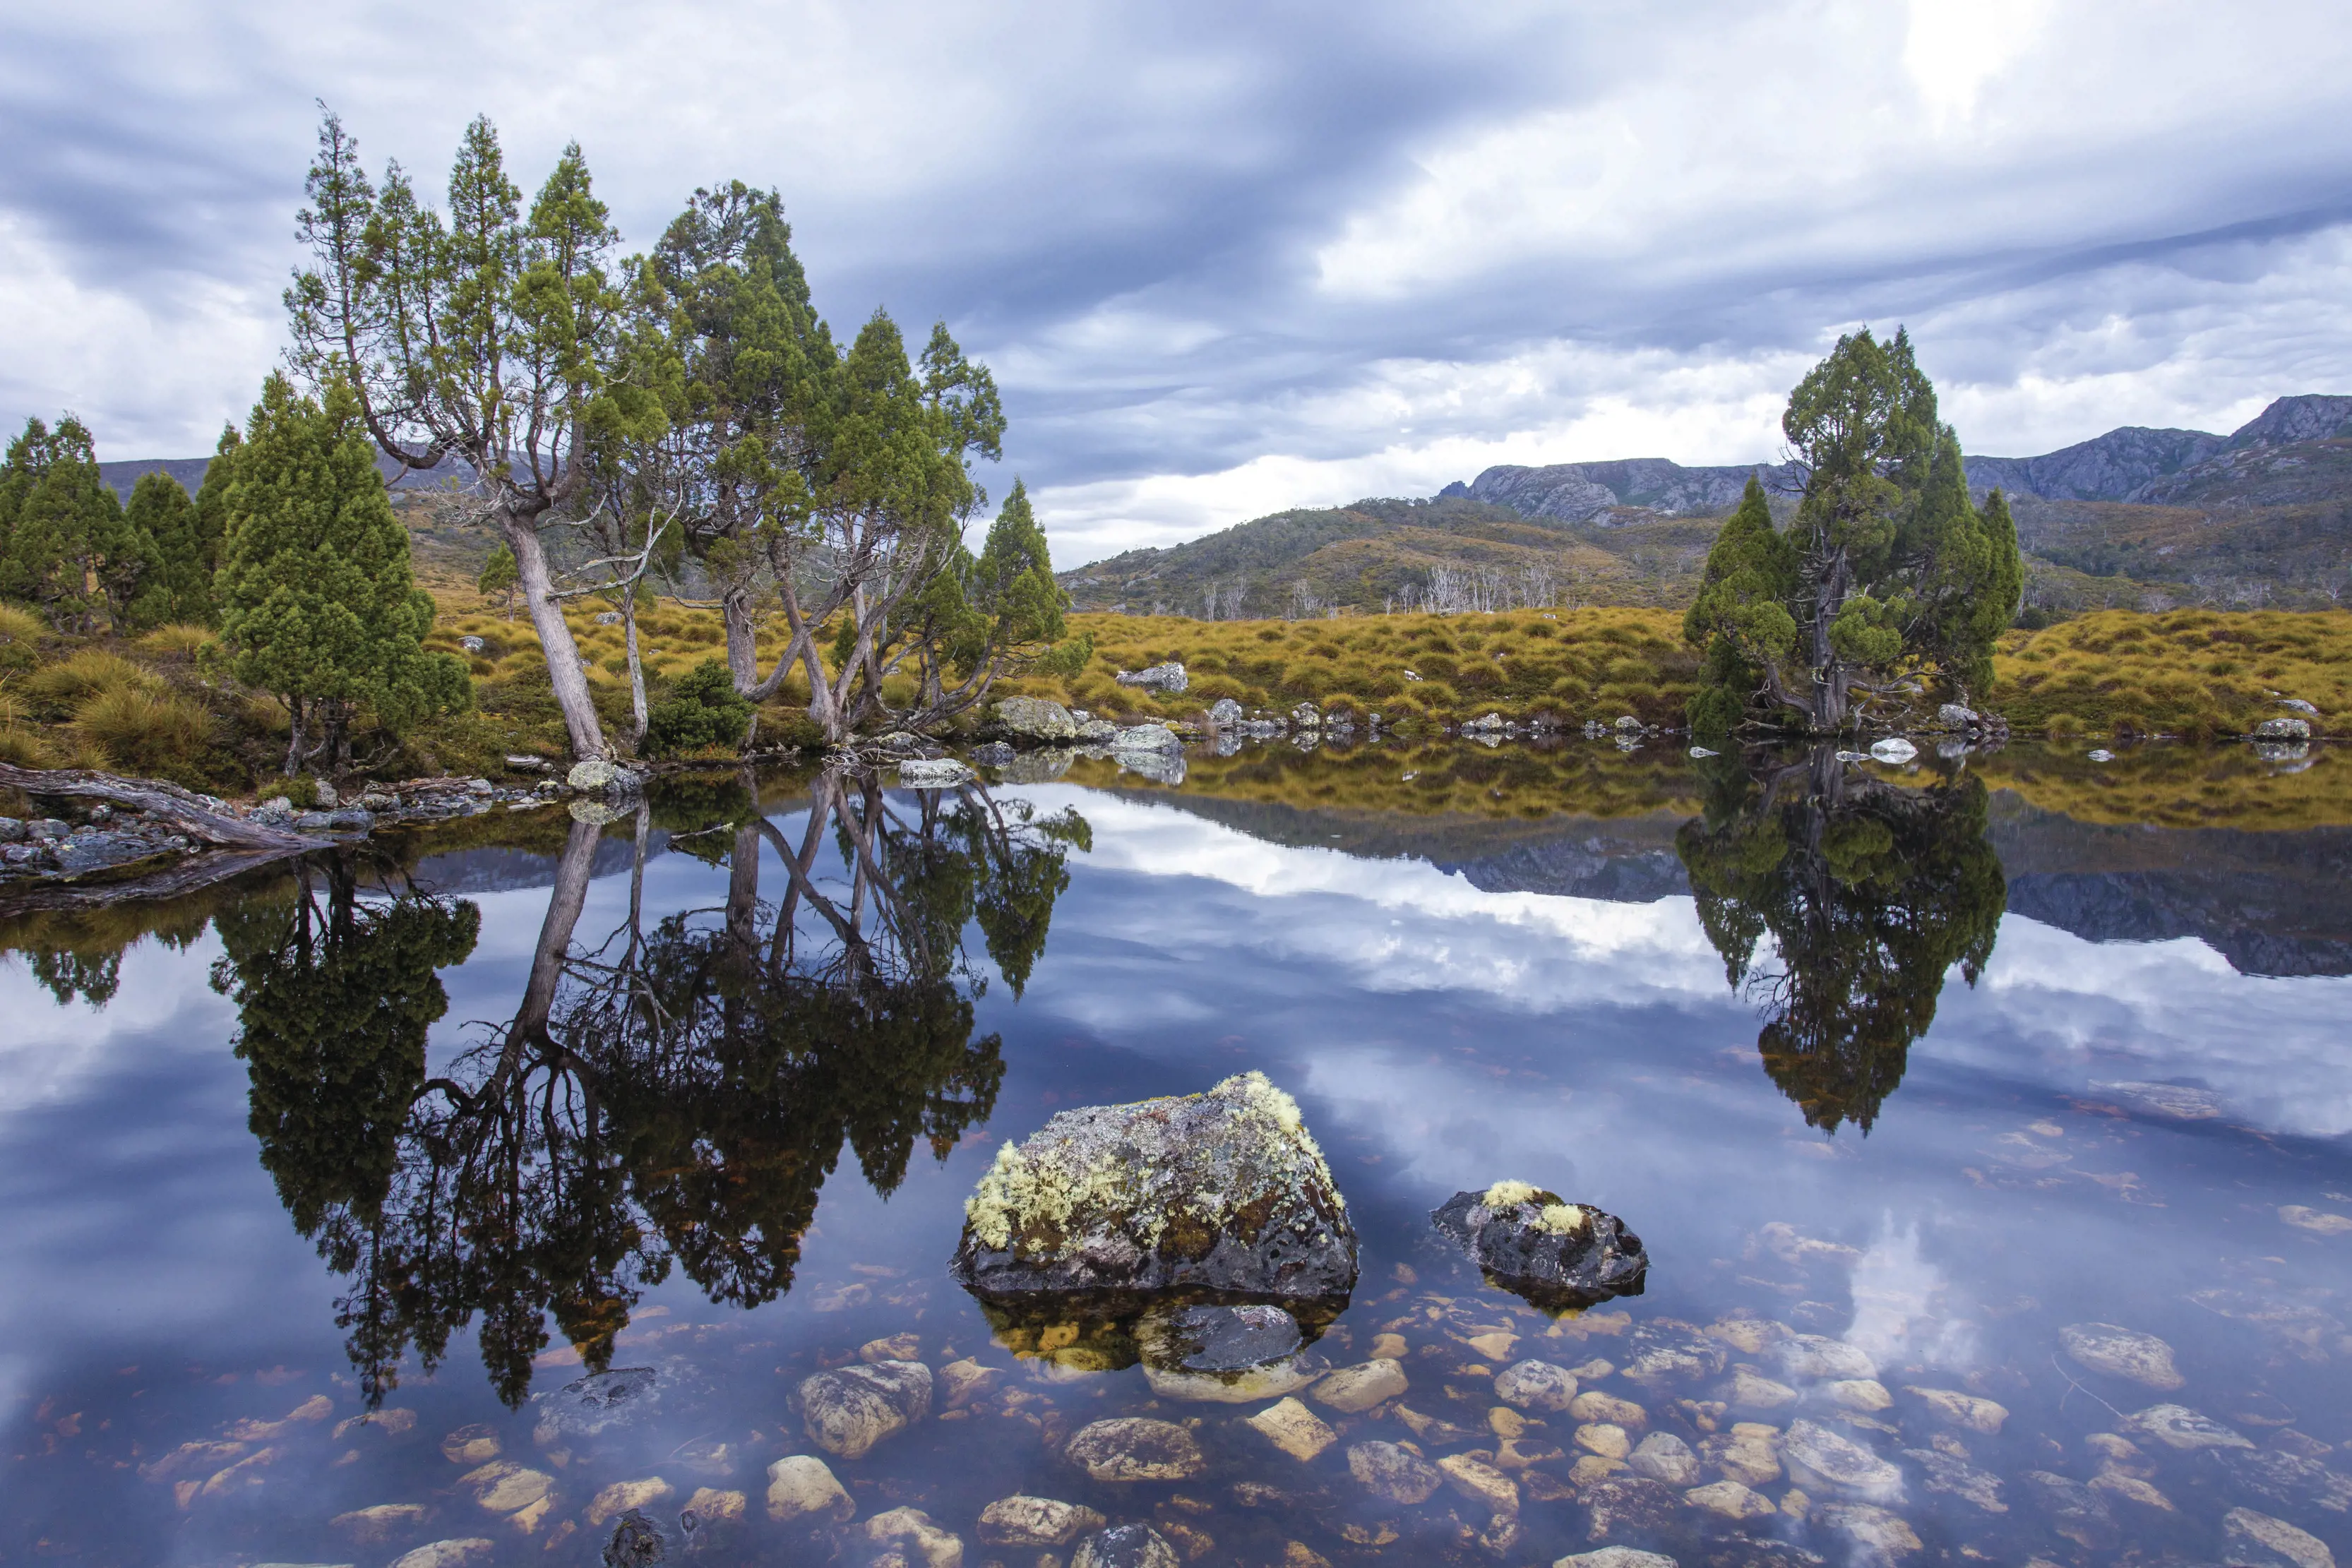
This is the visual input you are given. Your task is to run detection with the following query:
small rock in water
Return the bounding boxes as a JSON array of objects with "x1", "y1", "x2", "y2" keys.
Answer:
[
  {"x1": 1774, "y1": 1333, "x2": 1875, "y2": 1382},
  {"x1": 334, "y1": 1503, "x2": 431, "y2": 1542},
  {"x1": 1904, "y1": 1386, "x2": 2007, "y2": 1433},
  {"x1": 969, "y1": 740, "x2": 1017, "y2": 766},
  {"x1": 2089, "y1": 1470, "x2": 2174, "y2": 1512},
  {"x1": 979, "y1": 1495, "x2": 1105, "y2": 1548},
  {"x1": 1685, "y1": 1478, "x2": 1777, "y2": 1520},
  {"x1": 2225, "y1": 1505, "x2": 2339, "y2": 1568},
  {"x1": 1721, "y1": 1367, "x2": 1798, "y2": 1411},
  {"x1": 1868, "y1": 737, "x2": 1918, "y2": 762},
  {"x1": 1430, "y1": 1181, "x2": 1647, "y2": 1312},
  {"x1": 2087, "y1": 748, "x2": 2115, "y2": 762},
  {"x1": 897, "y1": 758, "x2": 975, "y2": 789},
  {"x1": 440, "y1": 1425, "x2": 500, "y2": 1464},
  {"x1": 1066, "y1": 1418, "x2": 1205, "y2": 1482},
  {"x1": 2058, "y1": 1322, "x2": 2185, "y2": 1389},
  {"x1": 1904, "y1": 1445, "x2": 2005, "y2": 1512},
  {"x1": 1711, "y1": 1422, "x2": 1783, "y2": 1487},
  {"x1": 1311, "y1": 1358, "x2": 1405, "y2": 1413},
  {"x1": 1438, "y1": 1452, "x2": 1520, "y2": 1514},
  {"x1": 1554, "y1": 1551, "x2": 1678, "y2": 1568},
  {"x1": 389, "y1": 1543, "x2": 496, "y2": 1568},
  {"x1": 1830, "y1": 1379, "x2": 1892, "y2": 1412},
  {"x1": 1577, "y1": 1473, "x2": 1679, "y2": 1542},
  {"x1": 2125, "y1": 1403, "x2": 2254, "y2": 1452},
  {"x1": 589, "y1": 1478, "x2": 673, "y2": 1526},
  {"x1": 994, "y1": 696, "x2": 1079, "y2": 742},
  {"x1": 462, "y1": 1459, "x2": 554, "y2": 1514},
  {"x1": 1073, "y1": 1524, "x2": 1181, "y2": 1568},
  {"x1": 1570, "y1": 1389, "x2": 1647, "y2": 1429},
  {"x1": 602, "y1": 1509, "x2": 666, "y2": 1567},
  {"x1": 1688, "y1": 745, "x2": 1719, "y2": 758},
  {"x1": 1207, "y1": 698, "x2": 1244, "y2": 727},
  {"x1": 797, "y1": 1361, "x2": 933, "y2": 1459},
  {"x1": 1495, "y1": 1359, "x2": 1578, "y2": 1411},
  {"x1": 1138, "y1": 1302, "x2": 1302, "y2": 1370},
  {"x1": 1782, "y1": 1420, "x2": 1903, "y2": 1503},
  {"x1": 2027, "y1": 1471, "x2": 2118, "y2": 1549},
  {"x1": 1817, "y1": 1501, "x2": 1923, "y2": 1560},
  {"x1": 1246, "y1": 1397, "x2": 1336, "y2": 1461},
  {"x1": 866, "y1": 1507, "x2": 965, "y2": 1568},
  {"x1": 1628, "y1": 1430, "x2": 1701, "y2": 1485},
  {"x1": 2216, "y1": 1445, "x2": 2352, "y2": 1514},
  {"x1": 1347, "y1": 1440, "x2": 1443, "y2": 1505}
]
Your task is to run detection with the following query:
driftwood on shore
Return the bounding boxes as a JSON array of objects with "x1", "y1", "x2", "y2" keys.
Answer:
[{"x1": 0, "y1": 762, "x2": 312, "y2": 850}]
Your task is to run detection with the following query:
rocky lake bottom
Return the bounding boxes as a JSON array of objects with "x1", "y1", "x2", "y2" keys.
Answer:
[{"x1": 3, "y1": 748, "x2": 2351, "y2": 1568}]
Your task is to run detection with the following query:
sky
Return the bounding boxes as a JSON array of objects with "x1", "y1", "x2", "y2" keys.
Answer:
[{"x1": 5, "y1": 1, "x2": 2352, "y2": 566}]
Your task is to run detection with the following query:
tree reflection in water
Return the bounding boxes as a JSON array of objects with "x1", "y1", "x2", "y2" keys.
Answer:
[
  {"x1": 216, "y1": 773, "x2": 1087, "y2": 1404},
  {"x1": 1676, "y1": 747, "x2": 2007, "y2": 1133}
]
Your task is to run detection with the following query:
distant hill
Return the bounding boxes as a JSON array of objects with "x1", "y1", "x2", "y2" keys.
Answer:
[
  {"x1": 1061, "y1": 395, "x2": 2352, "y2": 618},
  {"x1": 97, "y1": 450, "x2": 474, "y2": 503}
]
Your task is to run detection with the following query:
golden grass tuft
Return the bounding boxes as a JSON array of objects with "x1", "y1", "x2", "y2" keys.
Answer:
[{"x1": 76, "y1": 687, "x2": 215, "y2": 782}]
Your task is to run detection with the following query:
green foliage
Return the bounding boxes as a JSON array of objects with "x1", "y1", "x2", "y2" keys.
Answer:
[
  {"x1": 645, "y1": 656, "x2": 753, "y2": 755},
  {"x1": 0, "y1": 415, "x2": 162, "y2": 633},
  {"x1": 126, "y1": 471, "x2": 218, "y2": 626},
  {"x1": 476, "y1": 543, "x2": 519, "y2": 616},
  {"x1": 1685, "y1": 331, "x2": 2024, "y2": 730},
  {"x1": 216, "y1": 374, "x2": 473, "y2": 772}
]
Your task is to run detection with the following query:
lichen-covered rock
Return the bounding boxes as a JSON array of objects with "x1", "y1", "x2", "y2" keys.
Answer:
[
  {"x1": 390, "y1": 1542, "x2": 496, "y2": 1568},
  {"x1": 867, "y1": 1507, "x2": 965, "y2": 1568},
  {"x1": 1774, "y1": 1334, "x2": 1875, "y2": 1382},
  {"x1": 2257, "y1": 716, "x2": 2314, "y2": 741},
  {"x1": 1903, "y1": 1386, "x2": 2007, "y2": 1433},
  {"x1": 1818, "y1": 1501, "x2": 1923, "y2": 1560},
  {"x1": 1311, "y1": 1358, "x2": 1406, "y2": 1413},
  {"x1": 796, "y1": 1361, "x2": 932, "y2": 1459},
  {"x1": 1111, "y1": 722, "x2": 1181, "y2": 753},
  {"x1": 1555, "y1": 1552, "x2": 1678, "y2": 1568},
  {"x1": 1073, "y1": 1524, "x2": 1181, "y2": 1568},
  {"x1": 969, "y1": 741, "x2": 1017, "y2": 767},
  {"x1": 1246, "y1": 1397, "x2": 1337, "y2": 1461},
  {"x1": 953, "y1": 1072, "x2": 1356, "y2": 1300},
  {"x1": 1495, "y1": 1359, "x2": 1578, "y2": 1411},
  {"x1": 2026, "y1": 1471, "x2": 2118, "y2": 1549},
  {"x1": 1577, "y1": 1474, "x2": 1678, "y2": 1542},
  {"x1": 996, "y1": 697, "x2": 1080, "y2": 742},
  {"x1": 1066, "y1": 1418, "x2": 1205, "y2": 1482},
  {"x1": 1685, "y1": 1478, "x2": 1776, "y2": 1519},
  {"x1": 1115, "y1": 662, "x2": 1188, "y2": 693},
  {"x1": 979, "y1": 1496, "x2": 1106, "y2": 1547},
  {"x1": 1430, "y1": 1182, "x2": 1647, "y2": 1312},
  {"x1": 1628, "y1": 1431, "x2": 1700, "y2": 1486},
  {"x1": 568, "y1": 758, "x2": 619, "y2": 791},
  {"x1": 766, "y1": 1454, "x2": 854, "y2": 1524},
  {"x1": 1349, "y1": 1441, "x2": 1442, "y2": 1505},
  {"x1": 2224, "y1": 1506, "x2": 2337, "y2": 1568},
  {"x1": 2058, "y1": 1323, "x2": 2183, "y2": 1389},
  {"x1": 1207, "y1": 698, "x2": 1244, "y2": 728},
  {"x1": 897, "y1": 759, "x2": 975, "y2": 789},
  {"x1": 1439, "y1": 1452, "x2": 1520, "y2": 1514}
]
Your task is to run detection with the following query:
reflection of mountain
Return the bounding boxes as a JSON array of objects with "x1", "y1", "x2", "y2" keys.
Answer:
[
  {"x1": 402, "y1": 836, "x2": 660, "y2": 895},
  {"x1": 1122, "y1": 784, "x2": 2352, "y2": 977}
]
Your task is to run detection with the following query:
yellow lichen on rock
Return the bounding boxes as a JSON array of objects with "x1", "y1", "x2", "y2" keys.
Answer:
[
  {"x1": 1533, "y1": 1203, "x2": 1588, "y2": 1236},
  {"x1": 1481, "y1": 1180, "x2": 1542, "y2": 1209}
]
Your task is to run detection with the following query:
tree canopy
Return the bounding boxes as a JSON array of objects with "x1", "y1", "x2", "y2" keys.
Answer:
[
  {"x1": 215, "y1": 374, "x2": 471, "y2": 773},
  {"x1": 0, "y1": 416, "x2": 162, "y2": 634},
  {"x1": 1684, "y1": 328, "x2": 2023, "y2": 734}
]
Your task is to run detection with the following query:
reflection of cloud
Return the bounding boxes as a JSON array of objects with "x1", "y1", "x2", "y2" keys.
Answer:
[{"x1": 1846, "y1": 1220, "x2": 1980, "y2": 1372}]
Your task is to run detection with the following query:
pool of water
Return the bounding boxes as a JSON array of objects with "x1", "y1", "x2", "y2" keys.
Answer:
[{"x1": 4, "y1": 748, "x2": 2351, "y2": 1567}]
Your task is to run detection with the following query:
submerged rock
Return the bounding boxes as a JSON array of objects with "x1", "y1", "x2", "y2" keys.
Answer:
[
  {"x1": 2025, "y1": 1471, "x2": 2117, "y2": 1550},
  {"x1": 866, "y1": 1507, "x2": 965, "y2": 1568},
  {"x1": 1628, "y1": 1431, "x2": 1701, "y2": 1486},
  {"x1": 2125, "y1": 1403, "x2": 2254, "y2": 1452},
  {"x1": 2224, "y1": 1506, "x2": 2336, "y2": 1568},
  {"x1": 1067, "y1": 1418, "x2": 1205, "y2": 1482},
  {"x1": 1555, "y1": 1552, "x2": 1678, "y2": 1568},
  {"x1": 1494, "y1": 1359, "x2": 1578, "y2": 1411},
  {"x1": 1783, "y1": 1420, "x2": 1902, "y2": 1503},
  {"x1": 1868, "y1": 737, "x2": 1918, "y2": 763},
  {"x1": 979, "y1": 1496, "x2": 1105, "y2": 1548},
  {"x1": 1312, "y1": 1358, "x2": 1407, "y2": 1413},
  {"x1": 953, "y1": 1072, "x2": 1356, "y2": 1300},
  {"x1": 1073, "y1": 1524, "x2": 1181, "y2": 1568},
  {"x1": 1349, "y1": 1440, "x2": 1443, "y2": 1505},
  {"x1": 2058, "y1": 1323, "x2": 2184, "y2": 1389},
  {"x1": 1577, "y1": 1474, "x2": 1678, "y2": 1541},
  {"x1": 796, "y1": 1360, "x2": 932, "y2": 1459},
  {"x1": 766, "y1": 1454, "x2": 854, "y2": 1524},
  {"x1": 1429, "y1": 1181, "x2": 1647, "y2": 1312},
  {"x1": 602, "y1": 1509, "x2": 666, "y2": 1567}
]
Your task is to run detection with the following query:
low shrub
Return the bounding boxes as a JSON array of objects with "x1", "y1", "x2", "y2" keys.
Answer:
[{"x1": 645, "y1": 657, "x2": 753, "y2": 756}]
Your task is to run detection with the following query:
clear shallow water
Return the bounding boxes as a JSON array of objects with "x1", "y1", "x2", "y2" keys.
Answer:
[{"x1": 3, "y1": 755, "x2": 2351, "y2": 1568}]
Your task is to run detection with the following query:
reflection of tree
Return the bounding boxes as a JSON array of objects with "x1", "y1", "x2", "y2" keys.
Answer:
[
  {"x1": 1676, "y1": 748, "x2": 2006, "y2": 1133},
  {"x1": 220, "y1": 773, "x2": 1083, "y2": 1404}
]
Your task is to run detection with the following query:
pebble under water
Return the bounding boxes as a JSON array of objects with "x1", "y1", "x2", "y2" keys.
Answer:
[{"x1": 4, "y1": 750, "x2": 2352, "y2": 1568}]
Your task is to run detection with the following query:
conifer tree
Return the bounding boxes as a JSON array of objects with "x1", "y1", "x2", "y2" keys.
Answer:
[
  {"x1": 0, "y1": 415, "x2": 155, "y2": 633},
  {"x1": 1685, "y1": 328, "x2": 2024, "y2": 734},
  {"x1": 216, "y1": 374, "x2": 471, "y2": 774},
  {"x1": 477, "y1": 544, "x2": 520, "y2": 619},
  {"x1": 125, "y1": 471, "x2": 215, "y2": 626}
]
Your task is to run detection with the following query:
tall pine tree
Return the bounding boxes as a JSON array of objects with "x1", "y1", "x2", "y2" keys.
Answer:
[
  {"x1": 0, "y1": 415, "x2": 157, "y2": 633},
  {"x1": 216, "y1": 374, "x2": 470, "y2": 774},
  {"x1": 124, "y1": 471, "x2": 216, "y2": 626}
]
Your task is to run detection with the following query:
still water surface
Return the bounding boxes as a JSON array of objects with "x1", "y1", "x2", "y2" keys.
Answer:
[{"x1": 4, "y1": 750, "x2": 2351, "y2": 1567}]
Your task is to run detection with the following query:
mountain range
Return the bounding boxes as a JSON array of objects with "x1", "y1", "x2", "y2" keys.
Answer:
[{"x1": 1063, "y1": 395, "x2": 2352, "y2": 617}]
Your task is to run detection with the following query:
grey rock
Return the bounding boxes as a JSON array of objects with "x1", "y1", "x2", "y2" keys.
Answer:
[
  {"x1": 503, "y1": 754, "x2": 549, "y2": 770},
  {"x1": 1135, "y1": 1303, "x2": 1302, "y2": 1372},
  {"x1": 2215, "y1": 1444, "x2": 2352, "y2": 1514},
  {"x1": 326, "y1": 808, "x2": 376, "y2": 832},
  {"x1": 261, "y1": 796, "x2": 294, "y2": 813},
  {"x1": 979, "y1": 1496, "x2": 1106, "y2": 1548},
  {"x1": 1775, "y1": 1334, "x2": 1878, "y2": 1382},
  {"x1": 2126, "y1": 1403, "x2": 2253, "y2": 1451},
  {"x1": 2280, "y1": 698, "x2": 2321, "y2": 715},
  {"x1": 1782, "y1": 1419, "x2": 1903, "y2": 1502},
  {"x1": 1554, "y1": 1551, "x2": 1680, "y2": 1568},
  {"x1": 2257, "y1": 716, "x2": 2313, "y2": 741},
  {"x1": 1430, "y1": 1183, "x2": 1647, "y2": 1312},
  {"x1": 1628, "y1": 1430, "x2": 1701, "y2": 1486},
  {"x1": 2224, "y1": 1504, "x2": 2339, "y2": 1568},
  {"x1": 996, "y1": 695, "x2": 1079, "y2": 742},
  {"x1": 465, "y1": 777, "x2": 496, "y2": 795},
  {"x1": 1868, "y1": 736, "x2": 1918, "y2": 763},
  {"x1": 311, "y1": 779, "x2": 339, "y2": 808},
  {"x1": 27, "y1": 818, "x2": 69, "y2": 842},
  {"x1": 797, "y1": 1360, "x2": 932, "y2": 1460},
  {"x1": 1113, "y1": 722, "x2": 1181, "y2": 753},
  {"x1": 294, "y1": 811, "x2": 338, "y2": 831},
  {"x1": 1938, "y1": 702, "x2": 1978, "y2": 727},
  {"x1": 2059, "y1": 1323, "x2": 2183, "y2": 1389},
  {"x1": 1903, "y1": 1446, "x2": 2005, "y2": 1512},
  {"x1": 458, "y1": 635, "x2": 486, "y2": 652},
  {"x1": 953, "y1": 1070, "x2": 1356, "y2": 1300},
  {"x1": 969, "y1": 741, "x2": 1017, "y2": 767},
  {"x1": 1075, "y1": 717, "x2": 1118, "y2": 741},
  {"x1": 1072, "y1": 1524, "x2": 1179, "y2": 1568},
  {"x1": 1613, "y1": 714, "x2": 1643, "y2": 731},
  {"x1": 568, "y1": 758, "x2": 620, "y2": 791},
  {"x1": 531, "y1": 1366, "x2": 659, "y2": 1444},
  {"x1": 595, "y1": 611, "x2": 622, "y2": 626},
  {"x1": 1348, "y1": 1440, "x2": 1442, "y2": 1505},
  {"x1": 2087, "y1": 748, "x2": 2115, "y2": 762},
  {"x1": 50, "y1": 832, "x2": 164, "y2": 876},
  {"x1": 1466, "y1": 456, "x2": 1798, "y2": 524},
  {"x1": 1207, "y1": 697, "x2": 1244, "y2": 728},
  {"x1": 1291, "y1": 702, "x2": 1323, "y2": 729},
  {"x1": 1688, "y1": 746, "x2": 1718, "y2": 758},
  {"x1": 1115, "y1": 662, "x2": 1187, "y2": 694},
  {"x1": 1576, "y1": 1474, "x2": 1679, "y2": 1542},
  {"x1": 0, "y1": 817, "x2": 21, "y2": 842},
  {"x1": 1464, "y1": 712, "x2": 1505, "y2": 731},
  {"x1": 2024, "y1": 1470, "x2": 2116, "y2": 1549},
  {"x1": 1493, "y1": 1359, "x2": 1578, "y2": 1411},
  {"x1": 897, "y1": 759, "x2": 976, "y2": 789}
]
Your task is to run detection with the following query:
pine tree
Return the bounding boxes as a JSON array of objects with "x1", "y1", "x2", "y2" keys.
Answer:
[
  {"x1": 125, "y1": 471, "x2": 214, "y2": 626},
  {"x1": 216, "y1": 374, "x2": 472, "y2": 774},
  {"x1": 1685, "y1": 329, "x2": 2024, "y2": 732},
  {"x1": 0, "y1": 416, "x2": 141, "y2": 632}
]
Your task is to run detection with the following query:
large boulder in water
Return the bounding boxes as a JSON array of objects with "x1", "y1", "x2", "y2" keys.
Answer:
[
  {"x1": 995, "y1": 696, "x2": 1079, "y2": 743},
  {"x1": 952, "y1": 1072, "x2": 1356, "y2": 1300},
  {"x1": 1431, "y1": 1181, "x2": 1647, "y2": 1312}
]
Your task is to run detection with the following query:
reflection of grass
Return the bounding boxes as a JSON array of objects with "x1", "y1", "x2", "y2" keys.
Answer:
[{"x1": 1969, "y1": 741, "x2": 2352, "y2": 830}]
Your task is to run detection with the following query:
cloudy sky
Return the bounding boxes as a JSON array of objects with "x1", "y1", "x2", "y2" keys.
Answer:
[{"x1": 6, "y1": 0, "x2": 2352, "y2": 565}]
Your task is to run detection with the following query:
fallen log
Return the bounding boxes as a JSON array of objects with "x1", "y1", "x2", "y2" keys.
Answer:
[
  {"x1": 0, "y1": 846, "x2": 303, "y2": 916},
  {"x1": 0, "y1": 762, "x2": 311, "y2": 851}
]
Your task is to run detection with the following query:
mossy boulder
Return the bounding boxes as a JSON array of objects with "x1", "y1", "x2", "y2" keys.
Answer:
[
  {"x1": 952, "y1": 1071, "x2": 1356, "y2": 1300},
  {"x1": 1431, "y1": 1180, "x2": 1647, "y2": 1313}
]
